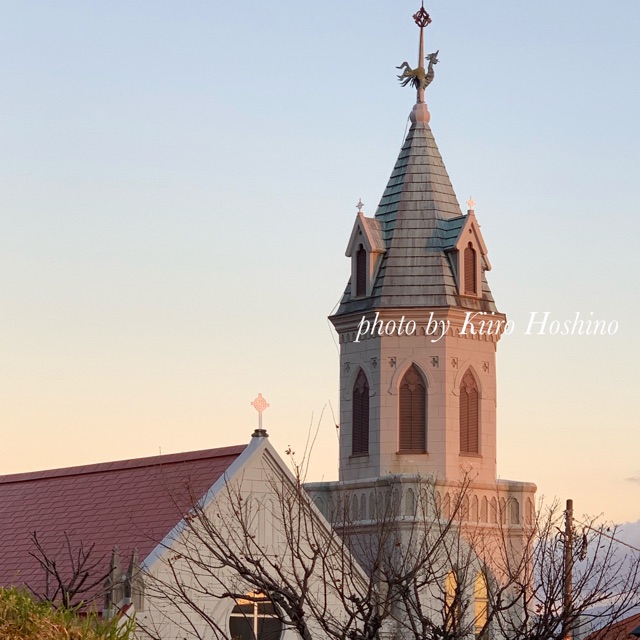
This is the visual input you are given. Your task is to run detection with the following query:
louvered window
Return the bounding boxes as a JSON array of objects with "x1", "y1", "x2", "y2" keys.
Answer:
[
  {"x1": 352, "y1": 369, "x2": 370, "y2": 455},
  {"x1": 464, "y1": 243, "x2": 477, "y2": 295},
  {"x1": 460, "y1": 370, "x2": 479, "y2": 454},
  {"x1": 399, "y1": 365, "x2": 427, "y2": 452},
  {"x1": 355, "y1": 244, "x2": 367, "y2": 297}
]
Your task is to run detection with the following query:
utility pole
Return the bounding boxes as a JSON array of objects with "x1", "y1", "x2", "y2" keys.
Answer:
[{"x1": 563, "y1": 498, "x2": 574, "y2": 640}]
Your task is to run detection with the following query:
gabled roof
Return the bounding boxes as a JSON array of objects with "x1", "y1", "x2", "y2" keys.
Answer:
[
  {"x1": 335, "y1": 115, "x2": 498, "y2": 316},
  {"x1": 0, "y1": 445, "x2": 246, "y2": 598},
  {"x1": 345, "y1": 213, "x2": 386, "y2": 257},
  {"x1": 445, "y1": 210, "x2": 492, "y2": 272}
]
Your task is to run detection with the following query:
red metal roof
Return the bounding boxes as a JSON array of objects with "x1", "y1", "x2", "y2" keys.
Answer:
[
  {"x1": 0, "y1": 445, "x2": 246, "y2": 601},
  {"x1": 587, "y1": 613, "x2": 640, "y2": 640}
]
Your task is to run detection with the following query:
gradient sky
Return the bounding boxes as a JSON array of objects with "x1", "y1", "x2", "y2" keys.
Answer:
[{"x1": 1, "y1": 1, "x2": 638, "y2": 523}]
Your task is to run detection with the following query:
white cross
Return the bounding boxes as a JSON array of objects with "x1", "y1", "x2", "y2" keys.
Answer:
[
  {"x1": 251, "y1": 393, "x2": 270, "y2": 430},
  {"x1": 356, "y1": 198, "x2": 364, "y2": 213}
]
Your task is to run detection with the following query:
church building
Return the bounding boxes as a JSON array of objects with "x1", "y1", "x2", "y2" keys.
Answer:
[{"x1": 0, "y1": 4, "x2": 537, "y2": 640}]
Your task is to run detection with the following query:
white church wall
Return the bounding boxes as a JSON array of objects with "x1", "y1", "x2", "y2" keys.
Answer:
[{"x1": 136, "y1": 436, "x2": 364, "y2": 640}]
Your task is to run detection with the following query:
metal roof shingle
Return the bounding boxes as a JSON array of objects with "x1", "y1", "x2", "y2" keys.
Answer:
[{"x1": 0, "y1": 445, "x2": 246, "y2": 602}]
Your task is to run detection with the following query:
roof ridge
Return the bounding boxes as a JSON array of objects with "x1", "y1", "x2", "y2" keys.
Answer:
[{"x1": 0, "y1": 444, "x2": 247, "y2": 485}]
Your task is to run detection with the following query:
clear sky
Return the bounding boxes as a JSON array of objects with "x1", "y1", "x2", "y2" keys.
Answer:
[{"x1": 1, "y1": 0, "x2": 638, "y2": 523}]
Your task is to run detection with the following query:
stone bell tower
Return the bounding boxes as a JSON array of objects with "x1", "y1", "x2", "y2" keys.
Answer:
[{"x1": 330, "y1": 4, "x2": 505, "y2": 487}]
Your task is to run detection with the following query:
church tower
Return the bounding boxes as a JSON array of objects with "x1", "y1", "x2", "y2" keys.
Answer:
[
  {"x1": 331, "y1": 4, "x2": 504, "y2": 487},
  {"x1": 307, "y1": 2, "x2": 536, "y2": 559}
]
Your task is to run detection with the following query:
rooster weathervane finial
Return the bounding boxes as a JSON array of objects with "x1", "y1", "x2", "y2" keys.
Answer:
[{"x1": 396, "y1": 2, "x2": 440, "y2": 104}]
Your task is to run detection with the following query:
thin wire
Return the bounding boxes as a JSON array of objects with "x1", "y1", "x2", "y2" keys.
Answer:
[
  {"x1": 574, "y1": 518, "x2": 640, "y2": 553},
  {"x1": 327, "y1": 294, "x2": 343, "y2": 355},
  {"x1": 402, "y1": 115, "x2": 411, "y2": 146}
]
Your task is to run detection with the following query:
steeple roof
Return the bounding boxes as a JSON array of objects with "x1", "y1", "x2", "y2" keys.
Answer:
[
  {"x1": 333, "y1": 5, "x2": 500, "y2": 319},
  {"x1": 335, "y1": 110, "x2": 498, "y2": 316}
]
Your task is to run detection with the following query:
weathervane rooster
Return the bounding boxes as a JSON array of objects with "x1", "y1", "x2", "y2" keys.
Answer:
[{"x1": 396, "y1": 50, "x2": 439, "y2": 91}]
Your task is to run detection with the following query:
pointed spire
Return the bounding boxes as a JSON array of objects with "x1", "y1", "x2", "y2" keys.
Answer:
[
  {"x1": 125, "y1": 548, "x2": 145, "y2": 610},
  {"x1": 334, "y1": 6, "x2": 500, "y2": 318},
  {"x1": 104, "y1": 545, "x2": 123, "y2": 616},
  {"x1": 124, "y1": 549, "x2": 135, "y2": 601}
]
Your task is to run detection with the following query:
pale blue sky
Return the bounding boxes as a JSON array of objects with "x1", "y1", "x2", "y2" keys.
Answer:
[{"x1": 1, "y1": 1, "x2": 638, "y2": 522}]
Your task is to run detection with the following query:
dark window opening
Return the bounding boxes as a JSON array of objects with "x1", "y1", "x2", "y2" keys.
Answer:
[
  {"x1": 464, "y1": 243, "x2": 477, "y2": 295},
  {"x1": 352, "y1": 369, "x2": 370, "y2": 455},
  {"x1": 460, "y1": 370, "x2": 479, "y2": 454},
  {"x1": 356, "y1": 244, "x2": 367, "y2": 297},
  {"x1": 399, "y1": 365, "x2": 427, "y2": 452},
  {"x1": 229, "y1": 595, "x2": 283, "y2": 640}
]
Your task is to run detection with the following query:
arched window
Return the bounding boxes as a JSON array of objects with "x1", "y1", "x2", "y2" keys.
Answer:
[
  {"x1": 510, "y1": 499, "x2": 520, "y2": 525},
  {"x1": 350, "y1": 494, "x2": 359, "y2": 522},
  {"x1": 434, "y1": 491, "x2": 442, "y2": 518},
  {"x1": 442, "y1": 494, "x2": 451, "y2": 520},
  {"x1": 229, "y1": 593, "x2": 283, "y2": 640},
  {"x1": 405, "y1": 488, "x2": 416, "y2": 517},
  {"x1": 464, "y1": 242, "x2": 477, "y2": 295},
  {"x1": 399, "y1": 365, "x2": 427, "y2": 452},
  {"x1": 474, "y1": 573, "x2": 489, "y2": 639},
  {"x1": 445, "y1": 571, "x2": 460, "y2": 631},
  {"x1": 480, "y1": 496, "x2": 488, "y2": 523},
  {"x1": 471, "y1": 495, "x2": 479, "y2": 522},
  {"x1": 460, "y1": 370, "x2": 479, "y2": 454},
  {"x1": 352, "y1": 369, "x2": 370, "y2": 455},
  {"x1": 526, "y1": 497, "x2": 535, "y2": 526},
  {"x1": 460, "y1": 495, "x2": 470, "y2": 521},
  {"x1": 355, "y1": 244, "x2": 367, "y2": 297}
]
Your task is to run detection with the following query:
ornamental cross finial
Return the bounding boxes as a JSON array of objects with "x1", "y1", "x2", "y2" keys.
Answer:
[
  {"x1": 356, "y1": 198, "x2": 364, "y2": 213},
  {"x1": 467, "y1": 197, "x2": 476, "y2": 211},
  {"x1": 251, "y1": 393, "x2": 270, "y2": 432},
  {"x1": 412, "y1": 2, "x2": 432, "y2": 28}
]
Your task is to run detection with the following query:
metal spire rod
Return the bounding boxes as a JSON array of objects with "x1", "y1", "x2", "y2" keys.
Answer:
[{"x1": 412, "y1": 2, "x2": 432, "y2": 103}]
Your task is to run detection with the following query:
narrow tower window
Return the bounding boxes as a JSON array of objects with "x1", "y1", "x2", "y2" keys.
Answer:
[
  {"x1": 445, "y1": 571, "x2": 460, "y2": 632},
  {"x1": 474, "y1": 573, "x2": 489, "y2": 639},
  {"x1": 399, "y1": 365, "x2": 427, "y2": 452},
  {"x1": 355, "y1": 244, "x2": 367, "y2": 297},
  {"x1": 464, "y1": 243, "x2": 477, "y2": 295},
  {"x1": 352, "y1": 369, "x2": 370, "y2": 455},
  {"x1": 460, "y1": 369, "x2": 479, "y2": 454}
]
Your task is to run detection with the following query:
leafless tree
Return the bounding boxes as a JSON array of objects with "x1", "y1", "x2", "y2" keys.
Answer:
[
  {"x1": 493, "y1": 501, "x2": 640, "y2": 640},
  {"x1": 139, "y1": 457, "x2": 640, "y2": 640},
  {"x1": 27, "y1": 531, "x2": 110, "y2": 609}
]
